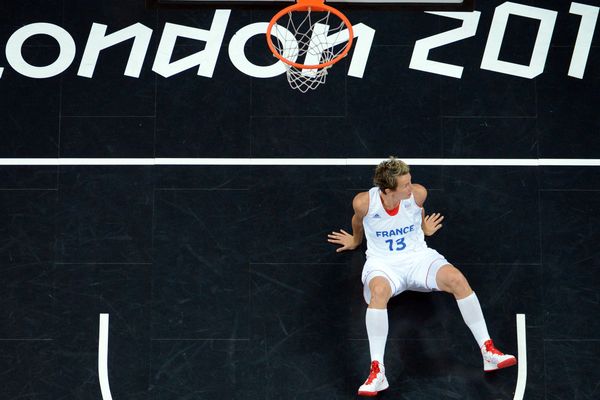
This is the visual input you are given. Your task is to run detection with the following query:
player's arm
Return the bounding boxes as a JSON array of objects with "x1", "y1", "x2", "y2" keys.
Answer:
[
  {"x1": 413, "y1": 183, "x2": 444, "y2": 236},
  {"x1": 328, "y1": 192, "x2": 368, "y2": 252}
]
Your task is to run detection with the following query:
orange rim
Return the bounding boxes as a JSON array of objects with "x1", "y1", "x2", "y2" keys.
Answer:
[{"x1": 266, "y1": 0, "x2": 354, "y2": 70}]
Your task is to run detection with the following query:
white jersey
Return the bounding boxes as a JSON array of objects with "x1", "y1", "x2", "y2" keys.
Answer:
[{"x1": 363, "y1": 187, "x2": 428, "y2": 259}]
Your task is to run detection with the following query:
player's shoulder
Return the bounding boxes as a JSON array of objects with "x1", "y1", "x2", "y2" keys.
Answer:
[
  {"x1": 352, "y1": 191, "x2": 370, "y2": 216},
  {"x1": 412, "y1": 183, "x2": 427, "y2": 207}
]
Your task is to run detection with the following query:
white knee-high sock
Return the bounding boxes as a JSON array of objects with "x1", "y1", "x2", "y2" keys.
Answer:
[
  {"x1": 366, "y1": 308, "x2": 388, "y2": 363},
  {"x1": 456, "y1": 292, "x2": 491, "y2": 348}
]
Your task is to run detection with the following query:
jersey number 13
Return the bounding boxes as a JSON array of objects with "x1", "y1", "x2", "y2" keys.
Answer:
[{"x1": 385, "y1": 237, "x2": 406, "y2": 251}]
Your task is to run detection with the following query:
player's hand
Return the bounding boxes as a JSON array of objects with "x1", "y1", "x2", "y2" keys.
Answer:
[
  {"x1": 422, "y1": 212, "x2": 444, "y2": 236},
  {"x1": 327, "y1": 229, "x2": 358, "y2": 252}
]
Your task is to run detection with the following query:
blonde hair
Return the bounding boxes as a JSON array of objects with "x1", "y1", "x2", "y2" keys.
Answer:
[{"x1": 373, "y1": 157, "x2": 410, "y2": 192}]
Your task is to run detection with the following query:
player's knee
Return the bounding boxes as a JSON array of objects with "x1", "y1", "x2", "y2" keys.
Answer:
[
  {"x1": 454, "y1": 275, "x2": 472, "y2": 297},
  {"x1": 370, "y1": 282, "x2": 391, "y2": 303},
  {"x1": 440, "y1": 267, "x2": 471, "y2": 294}
]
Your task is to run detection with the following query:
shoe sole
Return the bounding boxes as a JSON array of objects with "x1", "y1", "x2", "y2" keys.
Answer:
[
  {"x1": 358, "y1": 381, "x2": 389, "y2": 397},
  {"x1": 358, "y1": 387, "x2": 388, "y2": 397},
  {"x1": 484, "y1": 357, "x2": 518, "y2": 372}
]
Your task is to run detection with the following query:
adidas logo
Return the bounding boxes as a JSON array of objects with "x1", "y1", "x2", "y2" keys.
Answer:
[{"x1": 373, "y1": 213, "x2": 381, "y2": 218}]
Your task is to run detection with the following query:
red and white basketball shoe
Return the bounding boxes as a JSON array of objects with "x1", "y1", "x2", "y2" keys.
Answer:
[
  {"x1": 358, "y1": 360, "x2": 389, "y2": 397},
  {"x1": 481, "y1": 339, "x2": 517, "y2": 372}
]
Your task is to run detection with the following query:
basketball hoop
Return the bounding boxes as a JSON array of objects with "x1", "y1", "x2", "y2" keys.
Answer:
[{"x1": 266, "y1": 0, "x2": 354, "y2": 93}]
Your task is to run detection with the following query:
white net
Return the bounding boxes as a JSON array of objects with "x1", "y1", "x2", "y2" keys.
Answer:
[{"x1": 270, "y1": 9, "x2": 351, "y2": 93}]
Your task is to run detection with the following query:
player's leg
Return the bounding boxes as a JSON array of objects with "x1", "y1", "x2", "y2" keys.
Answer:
[
  {"x1": 358, "y1": 274, "x2": 394, "y2": 396},
  {"x1": 368, "y1": 275, "x2": 393, "y2": 308},
  {"x1": 434, "y1": 264, "x2": 472, "y2": 299},
  {"x1": 366, "y1": 276, "x2": 392, "y2": 362},
  {"x1": 435, "y1": 264, "x2": 517, "y2": 372}
]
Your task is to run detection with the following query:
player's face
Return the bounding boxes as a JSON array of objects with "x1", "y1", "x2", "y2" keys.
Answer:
[{"x1": 391, "y1": 174, "x2": 412, "y2": 200}]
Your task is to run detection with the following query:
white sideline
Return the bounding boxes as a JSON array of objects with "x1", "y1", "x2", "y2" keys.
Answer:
[
  {"x1": 96, "y1": 313, "x2": 526, "y2": 399},
  {"x1": 99, "y1": 314, "x2": 113, "y2": 400},
  {"x1": 0, "y1": 157, "x2": 599, "y2": 166},
  {"x1": 514, "y1": 314, "x2": 527, "y2": 400}
]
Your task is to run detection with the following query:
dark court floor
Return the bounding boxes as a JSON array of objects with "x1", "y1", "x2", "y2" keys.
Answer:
[
  {"x1": 1, "y1": 0, "x2": 600, "y2": 399},
  {"x1": 2, "y1": 164, "x2": 599, "y2": 399}
]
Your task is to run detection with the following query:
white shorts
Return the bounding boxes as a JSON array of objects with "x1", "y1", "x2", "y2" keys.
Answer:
[{"x1": 361, "y1": 248, "x2": 449, "y2": 304}]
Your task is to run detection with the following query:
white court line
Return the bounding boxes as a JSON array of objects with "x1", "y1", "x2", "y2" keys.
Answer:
[
  {"x1": 0, "y1": 157, "x2": 599, "y2": 166},
  {"x1": 98, "y1": 313, "x2": 114, "y2": 400},
  {"x1": 97, "y1": 313, "x2": 525, "y2": 399},
  {"x1": 514, "y1": 314, "x2": 527, "y2": 400}
]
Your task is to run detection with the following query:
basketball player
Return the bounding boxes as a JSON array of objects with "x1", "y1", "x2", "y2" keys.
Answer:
[{"x1": 327, "y1": 157, "x2": 517, "y2": 397}]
